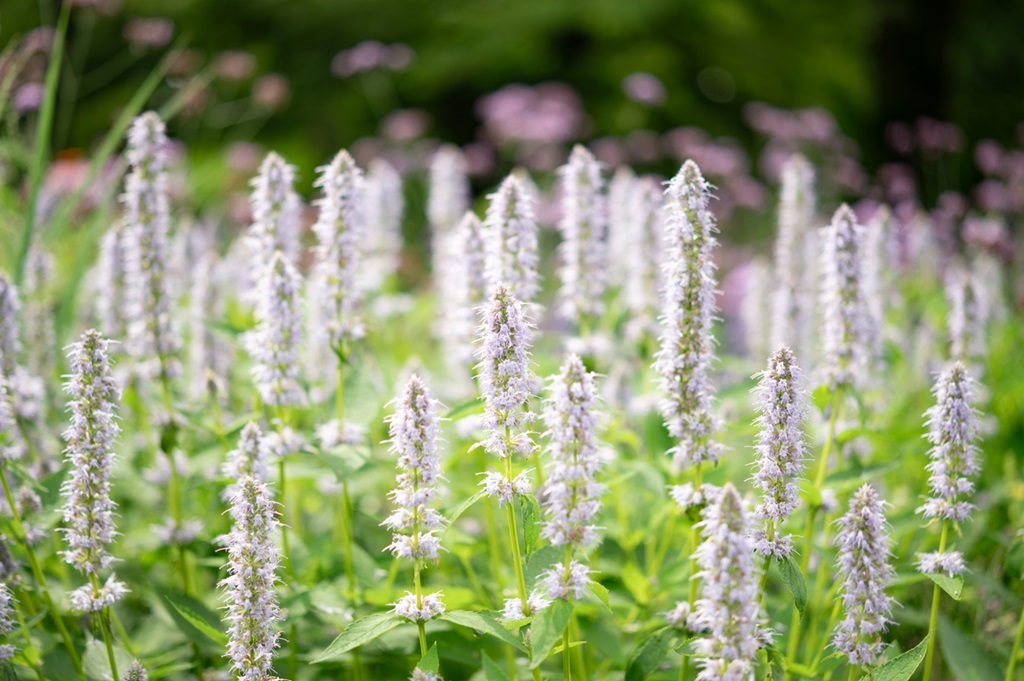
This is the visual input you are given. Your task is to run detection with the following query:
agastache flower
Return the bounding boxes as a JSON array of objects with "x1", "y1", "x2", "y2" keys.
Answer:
[
  {"x1": 222, "y1": 423, "x2": 271, "y2": 500},
  {"x1": 623, "y1": 176, "x2": 665, "y2": 342},
  {"x1": 22, "y1": 246, "x2": 55, "y2": 378},
  {"x1": 862, "y1": 206, "x2": 892, "y2": 367},
  {"x1": 441, "y1": 211, "x2": 488, "y2": 374},
  {"x1": 96, "y1": 225, "x2": 130, "y2": 341},
  {"x1": 220, "y1": 476, "x2": 284, "y2": 681},
  {"x1": 653, "y1": 160, "x2": 721, "y2": 469},
  {"x1": 484, "y1": 175, "x2": 539, "y2": 301},
  {"x1": 121, "y1": 660, "x2": 148, "y2": 681},
  {"x1": 832, "y1": 484, "x2": 894, "y2": 667},
  {"x1": 245, "y1": 251, "x2": 304, "y2": 407},
  {"x1": 60, "y1": 330, "x2": 128, "y2": 611},
  {"x1": 557, "y1": 145, "x2": 607, "y2": 324},
  {"x1": 751, "y1": 345, "x2": 808, "y2": 559},
  {"x1": 538, "y1": 354, "x2": 605, "y2": 600},
  {"x1": 741, "y1": 258, "x2": 772, "y2": 361},
  {"x1": 606, "y1": 166, "x2": 636, "y2": 290},
  {"x1": 821, "y1": 204, "x2": 869, "y2": 392},
  {"x1": 476, "y1": 285, "x2": 536, "y2": 463},
  {"x1": 123, "y1": 111, "x2": 181, "y2": 381},
  {"x1": 363, "y1": 158, "x2": 404, "y2": 293},
  {"x1": 312, "y1": 149, "x2": 365, "y2": 349},
  {"x1": 770, "y1": 154, "x2": 817, "y2": 365},
  {"x1": 0, "y1": 583, "x2": 15, "y2": 661},
  {"x1": 946, "y1": 265, "x2": 987, "y2": 362},
  {"x1": 188, "y1": 253, "x2": 231, "y2": 401},
  {"x1": 249, "y1": 151, "x2": 301, "y2": 266},
  {"x1": 383, "y1": 375, "x2": 447, "y2": 622},
  {"x1": 428, "y1": 145, "x2": 470, "y2": 269},
  {"x1": 916, "y1": 362, "x2": 979, "y2": 576},
  {"x1": 0, "y1": 273, "x2": 20, "y2": 378},
  {"x1": 691, "y1": 483, "x2": 765, "y2": 681}
]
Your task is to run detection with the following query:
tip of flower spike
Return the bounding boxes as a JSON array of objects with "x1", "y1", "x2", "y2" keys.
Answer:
[
  {"x1": 678, "y1": 159, "x2": 706, "y2": 185},
  {"x1": 458, "y1": 211, "x2": 482, "y2": 230},
  {"x1": 831, "y1": 203, "x2": 858, "y2": 226},
  {"x1": 568, "y1": 143, "x2": 597, "y2": 165}
]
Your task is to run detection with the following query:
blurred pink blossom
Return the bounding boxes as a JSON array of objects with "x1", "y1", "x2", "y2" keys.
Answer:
[
  {"x1": 166, "y1": 48, "x2": 202, "y2": 77},
  {"x1": 625, "y1": 130, "x2": 661, "y2": 163},
  {"x1": 885, "y1": 122, "x2": 915, "y2": 155},
  {"x1": 332, "y1": 41, "x2": 414, "y2": 77},
  {"x1": 123, "y1": 17, "x2": 175, "y2": 49},
  {"x1": 214, "y1": 50, "x2": 256, "y2": 81},
  {"x1": 22, "y1": 27, "x2": 55, "y2": 54},
  {"x1": 252, "y1": 74, "x2": 290, "y2": 111},
  {"x1": 591, "y1": 137, "x2": 629, "y2": 167},
  {"x1": 476, "y1": 82, "x2": 586, "y2": 146},
  {"x1": 974, "y1": 180, "x2": 1008, "y2": 213},
  {"x1": 227, "y1": 142, "x2": 264, "y2": 173},
  {"x1": 382, "y1": 109, "x2": 430, "y2": 142},
  {"x1": 622, "y1": 72, "x2": 666, "y2": 106},
  {"x1": 14, "y1": 83, "x2": 44, "y2": 113},
  {"x1": 463, "y1": 143, "x2": 495, "y2": 176},
  {"x1": 974, "y1": 139, "x2": 1004, "y2": 175}
]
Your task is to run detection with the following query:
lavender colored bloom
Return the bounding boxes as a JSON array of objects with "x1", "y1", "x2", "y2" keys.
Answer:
[
  {"x1": 188, "y1": 253, "x2": 231, "y2": 400},
  {"x1": 123, "y1": 112, "x2": 181, "y2": 381},
  {"x1": 22, "y1": 247, "x2": 55, "y2": 378},
  {"x1": 0, "y1": 582, "x2": 15, "y2": 662},
  {"x1": 248, "y1": 152, "x2": 301, "y2": 266},
  {"x1": 623, "y1": 176, "x2": 665, "y2": 342},
  {"x1": 557, "y1": 145, "x2": 607, "y2": 324},
  {"x1": 741, "y1": 258, "x2": 772, "y2": 361},
  {"x1": 832, "y1": 484, "x2": 894, "y2": 667},
  {"x1": 0, "y1": 273, "x2": 20, "y2": 378},
  {"x1": 363, "y1": 158, "x2": 404, "y2": 293},
  {"x1": 221, "y1": 476, "x2": 284, "y2": 681},
  {"x1": 383, "y1": 375, "x2": 446, "y2": 563},
  {"x1": 540, "y1": 560, "x2": 592, "y2": 601},
  {"x1": 0, "y1": 377, "x2": 15, "y2": 461},
  {"x1": 751, "y1": 346, "x2": 808, "y2": 559},
  {"x1": 862, "y1": 206, "x2": 892, "y2": 367},
  {"x1": 121, "y1": 660, "x2": 148, "y2": 681},
  {"x1": 539, "y1": 355, "x2": 605, "y2": 551},
  {"x1": 946, "y1": 265, "x2": 987, "y2": 361},
  {"x1": 770, "y1": 154, "x2": 817, "y2": 365},
  {"x1": 428, "y1": 145, "x2": 470, "y2": 269},
  {"x1": 691, "y1": 483, "x2": 764, "y2": 681},
  {"x1": 312, "y1": 149, "x2": 366, "y2": 349},
  {"x1": 392, "y1": 592, "x2": 445, "y2": 623},
  {"x1": 409, "y1": 669, "x2": 442, "y2": 681},
  {"x1": 915, "y1": 362, "x2": 979, "y2": 575},
  {"x1": 96, "y1": 225, "x2": 130, "y2": 341},
  {"x1": 60, "y1": 330, "x2": 128, "y2": 611},
  {"x1": 484, "y1": 175, "x2": 539, "y2": 301},
  {"x1": 443, "y1": 212, "x2": 488, "y2": 373},
  {"x1": 476, "y1": 285, "x2": 536, "y2": 463},
  {"x1": 222, "y1": 423, "x2": 271, "y2": 500},
  {"x1": 821, "y1": 205, "x2": 869, "y2": 392},
  {"x1": 245, "y1": 251, "x2": 304, "y2": 407},
  {"x1": 653, "y1": 160, "x2": 721, "y2": 469},
  {"x1": 606, "y1": 166, "x2": 636, "y2": 290}
]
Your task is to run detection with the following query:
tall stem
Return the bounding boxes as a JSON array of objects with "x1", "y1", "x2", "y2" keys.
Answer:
[
  {"x1": 0, "y1": 462, "x2": 84, "y2": 679},
  {"x1": 679, "y1": 465, "x2": 703, "y2": 681},
  {"x1": 922, "y1": 521, "x2": 949, "y2": 681},
  {"x1": 90, "y1": 574, "x2": 119, "y2": 681},
  {"x1": 1006, "y1": 602, "x2": 1024, "y2": 681},
  {"x1": 414, "y1": 562, "x2": 428, "y2": 656},
  {"x1": 758, "y1": 522, "x2": 776, "y2": 605},
  {"x1": 340, "y1": 480, "x2": 357, "y2": 598},
  {"x1": 336, "y1": 355, "x2": 345, "y2": 423},
  {"x1": 503, "y1": 455, "x2": 530, "y2": 611}
]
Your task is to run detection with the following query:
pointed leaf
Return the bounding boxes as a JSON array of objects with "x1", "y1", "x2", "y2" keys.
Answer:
[
  {"x1": 625, "y1": 627, "x2": 679, "y2": 681},
  {"x1": 874, "y1": 634, "x2": 930, "y2": 681},
  {"x1": 521, "y1": 494, "x2": 542, "y2": 555},
  {"x1": 529, "y1": 600, "x2": 574, "y2": 668},
  {"x1": 416, "y1": 643, "x2": 440, "y2": 674},
  {"x1": 588, "y1": 581, "x2": 611, "y2": 611},
  {"x1": 778, "y1": 555, "x2": 808, "y2": 617},
  {"x1": 440, "y1": 610, "x2": 526, "y2": 652},
  {"x1": 765, "y1": 646, "x2": 785, "y2": 681},
  {"x1": 938, "y1": 618, "x2": 1002, "y2": 681},
  {"x1": 442, "y1": 489, "x2": 488, "y2": 538},
  {"x1": 482, "y1": 652, "x2": 511, "y2": 681},
  {"x1": 313, "y1": 613, "x2": 404, "y2": 662},
  {"x1": 926, "y1": 572, "x2": 964, "y2": 601},
  {"x1": 162, "y1": 592, "x2": 227, "y2": 646}
]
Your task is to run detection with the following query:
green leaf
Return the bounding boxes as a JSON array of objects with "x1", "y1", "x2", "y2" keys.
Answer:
[
  {"x1": 481, "y1": 652, "x2": 511, "y2": 681},
  {"x1": 83, "y1": 640, "x2": 133, "y2": 681},
  {"x1": 446, "y1": 398, "x2": 485, "y2": 420},
  {"x1": 621, "y1": 561, "x2": 651, "y2": 605},
  {"x1": 521, "y1": 494, "x2": 542, "y2": 555},
  {"x1": 811, "y1": 384, "x2": 832, "y2": 412},
  {"x1": 529, "y1": 599, "x2": 574, "y2": 668},
  {"x1": 778, "y1": 555, "x2": 808, "y2": 617},
  {"x1": 318, "y1": 444, "x2": 372, "y2": 477},
  {"x1": 162, "y1": 592, "x2": 227, "y2": 646},
  {"x1": 765, "y1": 647, "x2": 785, "y2": 681},
  {"x1": 926, "y1": 572, "x2": 964, "y2": 601},
  {"x1": 938, "y1": 618, "x2": 1002, "y2": 681},
  {"x1": 874, "y1": 634, "x2": 930, "y2": 681},
  {"x1": 416, "y1": 642, "x2": 440, "y2": 674},
  {"x1": 440, "y1": 610, "x2": 526, "y2": 652},
  {"x1": 588, "y1": 581, "x2": 611, "y2": 611},
  {"x1": 0, "y1": 661, "x2": 17, "y2": 681},
  {"x1": 313, "y1": 613, "x2": 404, "y2": 662},
  {"x1": 525, "y1": 545, "x2": 564, "y2": 588},
  {"x1": 625, "y1": 627, "x2": 679, "y2": 681},
  {"x1": 442, "y1": 489, "x2": 488, "y2": 538}
]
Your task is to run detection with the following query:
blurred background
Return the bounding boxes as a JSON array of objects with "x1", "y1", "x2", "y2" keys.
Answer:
[{"x1": 2, "y1": 0, "x2": 1024, "y2": 254}]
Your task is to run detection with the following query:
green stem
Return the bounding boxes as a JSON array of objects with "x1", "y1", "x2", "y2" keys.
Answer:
[
  {"x1": 279, "y1": 458, "x2": 294, "y2": 581},
  {"x1": 0, "y1": 462, "x2": 84, "y2": 678},
  {"x1": 12, "y1": 595, "x2": 45, "y2": 680},
  {"x1": 563, "y1": 626, "x2": 573, "y2": 681},
  {"x1": 91, "y1": 574, "x2": 119, "y2": 681},
  {"x1": 810, "y1": 599, "x2": 842, "y2": 672},
  {"x1": 922, "y1": 521, "x2": 949, "y2": 681},
  {"x1": 414, "y1": 562, "x2": 428, "y2": 656},
  {"x1": 758, "y1": 522, "x2": 776, "y2": 605},
  {"x1": 341, "y1": 480, "x2": 358, "y2": 599},
  {"x1": 484, "y1": 502, "x2": 505, "y2": 602},
  {"x1": 336, "y1": 356, "x2": 345, "y2": 423},
  {"x1": 503, "y1": 456, "x2": 530, "y2": 612},
  {"x1": 110, "y1": 609, "x2": 137, "y2": 657},
  {"x1": 1006, "y1": 601, "x2": 1024, "y2": 681}
]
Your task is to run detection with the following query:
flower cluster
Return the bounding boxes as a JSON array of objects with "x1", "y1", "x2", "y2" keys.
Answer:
[
  {"x1": 121, "y1": 660, "x2": 149, "y2": 681},
  {"x1": 60, "y1": 330, "x2": 128, "y2": 611},
  {"x1": 751, "y1": 345, "x2": 808, "y2": 559},
  {"x1": 484, "y1": 175, "x2": 539, "y2": 301},
  {"x1": 557, "y1": 145, "x2": 607, "y2": 324},
  {"x1": 188, "y1": 252, "x2": 231, "y2": 400},
  {"x1": 445, "y1": 212, "x2": 488, "y2": 373},
  {"x1": 621, "y1": 175, "x2": 664, "y2": 342},
  {"x1": 691, "y1": 483, "x2": 764, "y2": 681},
  {"x1": 0, "y1": 582, "x2": 15, "y2": 662},
  {"x1": 653, "y1": 160, "x2": 721, "y2": 469},
  {"x1": 249, "y1": 151, "x2": 301, "y2": 266},
  {"x1": 96, "y1": 225, "x2": 130, "y2": 341},
  {"x1": 245, "y1": 251, "x2": 304, "y2": 406},
  {"x1": 312, "y1": 149, "x2": 366, "y2": 349},
  {"x1": 222, "y1": 422, "x2": 271, "y2": 499},
  {"x1": 220, "y1": 476, "x2": 284, "y2": 681},
  {"x1": 770, "y1": 154, "x2": 817, "y2": 364},
  {"x1": 0, "y1": 273, "x2": 19, "y2": 379},
  {"x1": 476, "y1": 285, "x2": 536, "y2": 463},
  {"x1": 122, "y1": 111, "x2": 181, "y2": 381},
  {"x1": 832, "y1": 484, "x2": 894, "y2": 666},
  {"x1": 916, "y1": 362, "x2": 979, "y2": 576},
  {"x1": 428, "y1": 145, "x2": 471, "y2": 266},
  {"x1": 946, "y1": 265, "x2": 987, "y2": 361},
  {"x1": 821, "y1": 204, "x2": 869, "y2": 392},
  {"x1": 363, "y1": 159, "x2": 404, "y2": 293}
]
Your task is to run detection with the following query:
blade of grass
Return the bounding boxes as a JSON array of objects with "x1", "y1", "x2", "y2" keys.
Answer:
[{"x1": 15, "y1": 1, "x2": 69, "y2": 283}]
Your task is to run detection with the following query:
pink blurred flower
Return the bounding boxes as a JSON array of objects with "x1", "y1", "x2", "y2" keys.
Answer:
[
  {"x1": 974, "y1": 180, "x2": 1008, "y2": 213},
  {"x1": 385, "y1": 44, "x2": 415, "y2": 71},
  {"x1": 885, "y1": 122, "x2": 914, "y2": 155},
  {"x1": 22, "y1": 27, "x2": 55, "y2": 54},
  {"x1": 463, "y1": 143, "x2": 495, "y2": 176},
  {"x1": 590, "y1": 137, "x2": 629, "y2": 167},
  {"x1": 227, "y1": 142, "x2": 264, "y2": 173},
  {"x1": 123, "y1": 17, "x2": 174, "y2": 49},
  {"x1": 252, "y1": 74, "x2": 290, "y2": 111},
  {"x1": 625, "y1": 130, "x2": 661, "y2": 163},
  {"x1": 166, "y1": 48, "x2": 202, "y2": 77},
  {"x1": 14, "y1": 83, "x2": 44, "y2": 113},
  {"x1": 214, "y1": 50, "x2": 256, "y2": 81},
  {"x1": 622, "y1": 72, "x2": 666, "y2": 106},
  {"x1": 381, "y1": 109, "x2": 430, "y2": 142},
  {"x1": 974, "y1": 139, "x2": 1004, "y2": 175},
  {"x1": 332, "y1": 40, "x2": 414, "y2": 77},
  {"x1": 476, "y1": 82, "x2": 586, "y2": 146}
]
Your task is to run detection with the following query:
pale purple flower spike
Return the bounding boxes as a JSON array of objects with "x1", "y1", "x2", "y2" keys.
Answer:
[
  {"x1": 557, "y1": 145, "x2": 607, "y2": 324},
  {"x1": 245, "y1": 251, "x2": 304, "y2": 407},
  {"x1": 821, "y1": 204, "x2": 869, "y2": 392},
  {"x1": 484, "y1": 175, "x2": 540, "y2": 301},
  {"x1": 832, "y1": 483, "x2": 894, "y2": 667}
]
